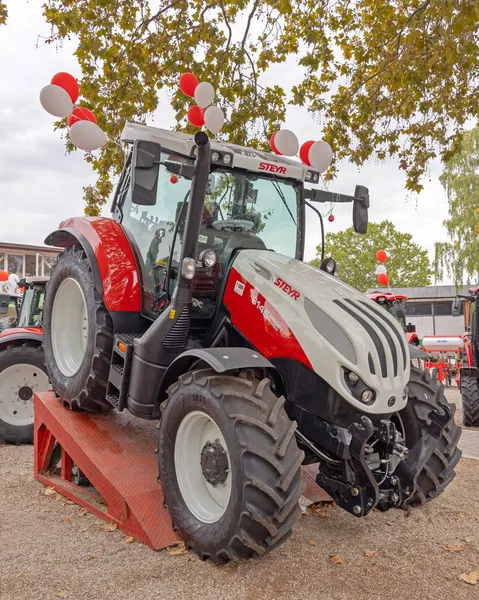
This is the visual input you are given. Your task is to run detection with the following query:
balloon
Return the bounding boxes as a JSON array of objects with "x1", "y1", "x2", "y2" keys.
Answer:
[
  {"x1": 376, "y1": 249, "x2": 387, "y2": 263},
  {"x1": 8, "y1": 273, "x2": 19, "y2": 287},
  {"x1": 69, "y1": 120, "x2": 107, "y2": 151},
  {"x1": 270, "y1": 132, "x2": 280, "y2": 155},
  {"x1": 376, "y1": 264, "x2": 387, "y2": 275},
  {"x1": 170, "y1": 175, "x2": 178, "y2": 184},
  {"x1": 300, "y1": 140, "x2": 315, "y2": 165},
  {"x1": 0, "y1": 271, "x2": 8, "y2": 282},
  {"x1": 194, "y1": 81, "x2": 215, "y2": 108},
  {"x1": 51, "y1": 72, "x2": 79, "y2": 103},
  {"x1": 40, "y1": 84, "x2": 74, "y2": 118},
  {"x1": 308, "y1": 140, "x2": 333, "y2": 173},
  {"x1": 179, "y1": 73, "x2": 198, "y2": 97},
  {"x1": 68, "y1": 107, "x2": 97, "y2": 128},
  {"x1": 204, "y1": 105, "x2": 225, "y2": 134},
  {"x1": 328, "y1": 214, "x2": 335, "y2": 223},
  {"x1": 377, "y1": 273, "x2": 389, "y2": 286},
  {"x1": 187, "y1": 105, "x2": 205, "y2": 127},
  {"x1": 274, "y1": 130, "x2": 299, "y2": 157}
]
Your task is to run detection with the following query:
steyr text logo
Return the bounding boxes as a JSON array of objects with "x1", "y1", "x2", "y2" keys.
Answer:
[
  {"x1": 259, "y1": 162, "x2": 286, "y2": 174},
  {"x1": 274, "y1": 278, "x2": 300, "y2": 300}
]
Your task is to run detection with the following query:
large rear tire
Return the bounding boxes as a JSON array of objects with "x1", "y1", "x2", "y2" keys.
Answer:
[
  {"x1": 0, "y1": 342, "x2": 49, "y2": 445},
  {"x1": 460, "y1": 375, "x2": 479, "y2": 427},
  {"x1": 399, "y1": 366, "x2": 462, "y2": 506},
  {"x1": 158, "y1": 369, "x2": 305, "y2": 563},
  {"x1": 43, "y1": 246, "x2": 113, "y2": 412}
]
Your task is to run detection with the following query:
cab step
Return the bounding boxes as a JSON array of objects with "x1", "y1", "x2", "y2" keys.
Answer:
[{"x1": 106, "y1": 333, "x2": 142, "y2": 410}]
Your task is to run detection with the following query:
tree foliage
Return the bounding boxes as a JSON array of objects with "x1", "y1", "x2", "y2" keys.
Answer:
[
  {"x1": 39, "y1": 0, "x2": 479, "y2": 215},
  {"x1": 311, "y1": 220, "x2": 432, "y2": 292},
  {"x1": 0, "y1": 1, "x2": 7, "y2": 26},
  {"x1": 434, "y1": 128, "x2": 479, "y2": 285}
]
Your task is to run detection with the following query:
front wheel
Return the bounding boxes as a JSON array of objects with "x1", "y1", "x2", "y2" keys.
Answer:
[
  {"x1": 0, "y1": 343, "x2": 49, "y2": 444},
  {"x1": 398, "y1": 366, "x2": 462, "y2": 506},
  {"x1": 158, "y1": 369, "x2": 305, "y2": 562},
  {"x1": 460, "y1": 375, "x2": 479, "y2": 427}
]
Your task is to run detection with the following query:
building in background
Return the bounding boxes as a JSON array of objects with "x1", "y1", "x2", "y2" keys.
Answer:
[
  {"x1": 0, "y1": 241, "x2": 60, "y2": 279},
  {"x1": 367, "y1": 285, "x2": 471, "y2": 337}
]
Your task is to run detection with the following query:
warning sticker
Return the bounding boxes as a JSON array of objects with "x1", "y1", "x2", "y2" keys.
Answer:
[{"x1": 234, "y1": 280, "x2": 245, "y2": 296}]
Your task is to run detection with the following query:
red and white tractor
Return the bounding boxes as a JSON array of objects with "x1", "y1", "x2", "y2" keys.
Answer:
[
  {"x1": 366, "y1": 291, "x2": 420, "y2": 346},
  {"x1": 41, "y1": 124, "x2": 461, "y2": 561},
  {"x1": 0, "y1": 277, "x2": 50, "y2": 444}
]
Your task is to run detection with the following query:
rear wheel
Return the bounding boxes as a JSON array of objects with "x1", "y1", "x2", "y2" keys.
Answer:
[
  {"x1": 158, "y1": 369, "x2": 305, "y2": 562},
  {"x1": 43, "y1": 246, "x2": 113, "y2": 412},
  {"x1": 0, "y1": 343, "x2": 49, "y2": 444},
  {"x1": 461, "y1": 375, "x2": 479, "y2": 427},
  {"x1": 398, "y1": 366, "x2": 462, "y2": 506}
]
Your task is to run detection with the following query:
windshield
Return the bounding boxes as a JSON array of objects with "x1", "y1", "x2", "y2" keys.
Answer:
[
  {"x1": 18, "y1": 286, "x2": 45, "y2": 327},
  {"x1": 0, "y1": 299, "x2": 18, "y2": 332},
  {"x1": 385, "y1": 302, "x2": 406, "y2": 331}
]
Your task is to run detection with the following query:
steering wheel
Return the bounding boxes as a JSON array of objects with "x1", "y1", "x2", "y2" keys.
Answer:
[{"x1": 212, "y1": 218, "x2": 255, "y2": 232}]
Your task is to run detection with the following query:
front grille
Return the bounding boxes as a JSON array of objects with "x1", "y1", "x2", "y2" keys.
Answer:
[{"x1": 334, "y1": 298, "x2": 408, "y2": 378}]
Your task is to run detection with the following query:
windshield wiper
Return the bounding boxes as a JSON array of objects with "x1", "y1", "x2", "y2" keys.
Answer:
[{"x1": 271, "y1": 176, "x2": 297, "y2": 226}]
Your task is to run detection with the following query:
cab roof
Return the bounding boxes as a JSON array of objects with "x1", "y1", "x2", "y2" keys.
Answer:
[
  {"x1": 121, "y1": 121, "x2": 321, "y2": 184},
  {"x1": 367, "y1": 291, "x2": 408, "y2": 302}
]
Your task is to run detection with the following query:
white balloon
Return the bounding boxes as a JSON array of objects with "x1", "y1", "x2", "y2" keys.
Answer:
[
  {"x1": 194, "y1": 81, "x2": 215, "y2": 108},
  {"x1": 204, "y1": 105, "x2": 225, "y2": 134},
  {"x1": 40, "y1": 84, "x2": 74, "y2": 118},
  {"x1": 376, "y1": 264, "x2": 387, "y2": 275},
  {"x1": 69, "y1": 120, "x2": 107, "y2": 152},
  {"x1": 308, "y1": 140, "x2": 333, "y2": 173},
  {"x1": 274, "y1": 129, "x2": 299, "y2": 157}
]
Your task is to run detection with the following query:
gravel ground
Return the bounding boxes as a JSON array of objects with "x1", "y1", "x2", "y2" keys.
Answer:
[{"x1": 1, "y1": 390, "x2": 478, "y2": 600}]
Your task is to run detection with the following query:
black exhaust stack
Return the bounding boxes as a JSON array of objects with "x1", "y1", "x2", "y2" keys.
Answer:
[{"x1": 124, "y1": 132, "x2": 211, "y2": 417}]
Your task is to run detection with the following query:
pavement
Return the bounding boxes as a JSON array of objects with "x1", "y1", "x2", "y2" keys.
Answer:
[{"x1": 1, "y1": 387, "x2": 478, "y2": 600}]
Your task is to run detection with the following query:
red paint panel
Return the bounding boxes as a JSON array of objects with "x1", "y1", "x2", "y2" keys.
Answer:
[
  {"x1": 465, "y1": 341, "x2": 473, "y2": 368},
  {"x1": 223, "y1": 268, "x2": 312, "y2": 369},
  {"x1": 59, "y1": 217, "x2": 141, "y2": 312}
]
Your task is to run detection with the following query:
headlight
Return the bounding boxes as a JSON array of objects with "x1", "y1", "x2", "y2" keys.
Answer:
[
  {"x1": 181, "y1": 257, "x2": 196, "y2": 279},
  {"x1": 199, "y1": 249, "x2": 217, "y2": 268},
  {"x1": 223, "y1": 154, "x2": 232, "y2": 165},
  {"x1": 343, "y1": 368, "x2": 376, "y2": 406},
  {"x1": 211, "y1": 151, "x2": 221, "y2": 162},
  {"x1": 361, "y1": 389, "x2": 375, "y2": 405},
  {"x1": 320, "y1": 257, "x2": 336, "y2": 275}
]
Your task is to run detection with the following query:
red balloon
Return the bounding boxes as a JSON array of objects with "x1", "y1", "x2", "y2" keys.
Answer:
[
  {"x1": 187, "y1": 105, "x2": 205, "y2": 127},
  {"x1": 180, "y1": 73, "x2": 199, "y2": 97},
  {"x1": 0, "y1": 270, "x2": 8, "y2": 282},
  {"x1": 377, "y1": 273, "x2": 389, "y2": 286},
  {"x1": 170, "y1": 175, "x2": 178, "y2": 184},
  {"x1": 270, "y1": 132, "x2": 281, "y2": 155},
  {"x1": 328, "y1": 214, "x2": 335, "y2": 222},
  {"x1": 51, "y1": 72, "x2": 79, "y2": 103},
  {"x1": 68, "y1": 107, "x2": 97, "y2": 127},
  {"x1": 300, "y1": 140, "x2": 315, "y2": 165},
  {"x1": 376, "y1": 249, "x2": 387, "y2": 263}
]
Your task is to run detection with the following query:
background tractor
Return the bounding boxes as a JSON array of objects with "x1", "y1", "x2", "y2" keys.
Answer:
[
  {"x1": 0, "y1": 277, "x2": 50, "y2": 444},
  {"x1": 453, "y1": 287, "x2": 479, "y2": 426},
  {"x1": 366, "y1": 291, "x2": 420, "y2": 346},
  {"x1": 41, "y1": 124, "x2": 461, "y2": 562}
]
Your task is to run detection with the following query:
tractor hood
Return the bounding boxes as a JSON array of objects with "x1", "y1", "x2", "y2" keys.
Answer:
[{"x1": 226, "y1": 250, "x2": 411, "y2": 415}]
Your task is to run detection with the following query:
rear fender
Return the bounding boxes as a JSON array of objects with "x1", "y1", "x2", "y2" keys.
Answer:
[
  {"x1": 45, "y1": 217, "x2": 141, "y2": 313},
  {"x1": 154, "y1": 347, "x2": 278, "y2": 415}
]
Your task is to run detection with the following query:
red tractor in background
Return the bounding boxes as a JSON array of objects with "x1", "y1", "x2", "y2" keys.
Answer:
[
  {"x1": 0, "y1": 277, "x2": 50, "y2": 444},
  {"x1": 40, "y1": 124, "x2": 460, "y2": 562},
  {"x1": 453, "y1": 287, "x2": 479, "y2": 426},
  {"x1": 366, "y1": 292, "x2": 420, "y2": 346}
]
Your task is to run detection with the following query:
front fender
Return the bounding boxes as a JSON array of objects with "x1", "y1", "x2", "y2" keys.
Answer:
[
  {"x1": 154, "y1": 347, "x2": 275, "y2": 413},
  {"x1": 45, "y1": 216, "x2": 141, "y2": 313},
  {"x1": 0, "y1": 327, "x2": 43, "y2": 350}
]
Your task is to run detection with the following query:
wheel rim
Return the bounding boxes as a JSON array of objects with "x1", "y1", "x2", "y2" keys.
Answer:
[
  {"x1": 174, "y1": 410, "x2": 232, "y2": 524},
  {"x1": 51, "y1": 278, "x2": 89, "y2": 377},
  {"x1": 0, "y1": 364, "x2": 49, "y2": 426}
]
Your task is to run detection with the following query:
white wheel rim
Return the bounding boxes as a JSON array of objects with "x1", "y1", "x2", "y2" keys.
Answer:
[
  {"x1": 174, "y1": 410, "x2": 232, "y2": 524},
  {"x1": 51, "y1": 278, "x2": 89, "y2": 377},
  {"x1": 0, "y1": 364, "x2": 49, "y2": 426}
]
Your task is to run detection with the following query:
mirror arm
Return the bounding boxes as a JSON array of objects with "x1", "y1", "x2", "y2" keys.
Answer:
[{"x1": 305, "y1": 200, "x2": 325, "y2": 263}]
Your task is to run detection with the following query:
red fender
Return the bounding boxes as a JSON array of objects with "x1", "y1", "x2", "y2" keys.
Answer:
[
  {"x1": 0, "y1": 327, "x2": 43, "y2": 349},
  {"x1": 45, "y1": 217, "x2": 141, "y2": 313},
  {"x1": 464, "y1": 339, "x2": 473, "y2": 368}
]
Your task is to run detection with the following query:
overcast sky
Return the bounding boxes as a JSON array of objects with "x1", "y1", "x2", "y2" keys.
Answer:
[{"x1": 0, "y1": 1, "x2": 451, "y2": 278}]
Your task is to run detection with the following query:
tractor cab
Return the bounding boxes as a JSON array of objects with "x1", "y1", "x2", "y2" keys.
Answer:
[
  {"x1": 366, "y1": 291, "x2": 408, "y2": 330},
  {"x1": 0, "y1": 277, "x2": 48, "y2": 332}
]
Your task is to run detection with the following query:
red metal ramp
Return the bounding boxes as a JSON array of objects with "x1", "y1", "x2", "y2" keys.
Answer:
[{"x1": 34, "y1": 392, "x2": 331, "y2": 550}]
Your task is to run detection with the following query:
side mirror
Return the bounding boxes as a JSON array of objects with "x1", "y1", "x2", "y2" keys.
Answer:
[
  {"x1": 0, "y1": 294, "x2": 10, "y2": 315},
  {"x1": 452, "y1": 297, "x2": 463, "y2": 317},
  {"x1": 353, "y1": 185, "x2": 369, "y2": 234},
  {"x1": 131, "y1": 140, "x2": 162, "y2": 206}
]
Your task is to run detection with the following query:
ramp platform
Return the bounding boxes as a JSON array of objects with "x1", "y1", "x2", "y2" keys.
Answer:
[{"x1": 34, "y1": 392, "x2": 330, "y2": 550}]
